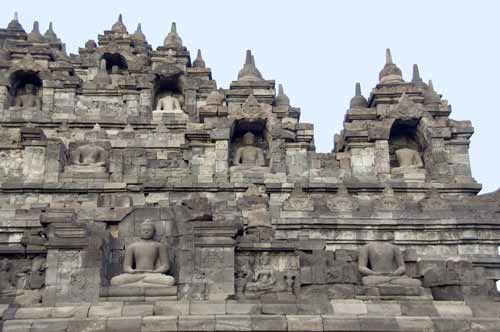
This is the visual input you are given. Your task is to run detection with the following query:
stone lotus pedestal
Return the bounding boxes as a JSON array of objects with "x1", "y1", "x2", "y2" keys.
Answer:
[
  {"x1": 62, "y1": 164, "x2": 109, "y2": 180},
  {"x1": 229, "y1": 165, "x2": 270, "y2": 183},
  {"x1": 391, "y1": 166, "x2": 426, "y2": 182},
  {"x1": 358, "y1": 278, "x2": 433, "y2": 300},
  {"x1": 100, "y1": 285, "x2": 178, "y2": 302},
  {"x1": 152, "y1": 109, "x2": 188, "y2": 124}
]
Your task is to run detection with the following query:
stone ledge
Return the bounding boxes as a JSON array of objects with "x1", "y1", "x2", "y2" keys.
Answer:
[{"x1": 2, "y1": 315, "x2": 500, "y2": 332}]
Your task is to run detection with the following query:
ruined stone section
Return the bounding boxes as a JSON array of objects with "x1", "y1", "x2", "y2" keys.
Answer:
[{"x1": 0, "y1": 14, "x2": 499, "y2": 332}]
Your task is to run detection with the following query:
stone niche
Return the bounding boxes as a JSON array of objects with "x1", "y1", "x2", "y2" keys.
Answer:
[
  {"x1": 229, "y1": 118, "x2": 270, "y2": 183},
  {"x1": 101, "y1": 52, "x2": 128, "y2": 75},
  {"x1": 152, "y1": 74, "x2": 186, "y2": 121},
  {"x1": 388, "y1": 119, "x2": 426, "y2": 181},
  {"x1": 64, "y1": 141, "x2": 111, "y2": 179},
  {"x1": 8, "y1": 70, "x2": 42, "y2": 110}
]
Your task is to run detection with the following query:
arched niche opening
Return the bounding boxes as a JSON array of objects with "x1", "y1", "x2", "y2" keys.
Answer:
[
  {"x1": 230, "y1": 119, "x2": 270, "y2": 167},
  {"x1": 388, "y1": 119, "x2": 425, "y2": 169},
  {"x1": 153, "y1": 75, "x2": 184, "y2": 112},
  {"x1": 101, "y1": 53, "x2": 128, "y2": 74},
  {"x1": 9, "y1": 70, "x2": 42, "y2": 109}
]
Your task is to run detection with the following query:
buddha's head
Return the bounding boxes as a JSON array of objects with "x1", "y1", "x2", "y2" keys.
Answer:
[
  {"x1": 139, "y1": 220, "x2": 155, "y2": 240},
  {"x1": 242, "y1": 132, "x2": 256, "y2": 145}
]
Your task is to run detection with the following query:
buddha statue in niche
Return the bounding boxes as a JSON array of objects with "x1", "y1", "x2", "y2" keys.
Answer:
[
  {"x1": 110, "y1": 221, "x2": 175, "y2": 288},
  {"x1": 155, "y1": 91, "x2": 183, "y2": 112},
  {"x1": 358, "y1": 241, "x2": 421, "y2": 288},
  {"x1": 14, "y1": 84, "x2": 41, "y2": 109},
  {"x1": 395, "y1": 148, "x2": 423, "y2": 168},
  {"x1": 69, "y1": 143, "x2": 108, "y2": 172},
  {"x1": 234, "y1": 132, "x2": 266, "y2": 167}
]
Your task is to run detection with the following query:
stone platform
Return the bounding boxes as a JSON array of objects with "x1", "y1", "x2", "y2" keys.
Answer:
[
  {"x1": 2, "y1": 300, "x2": 500, "y2": 331},
  {"x1": 99, "y1": 286, "x2": 178, "y2": 302}
]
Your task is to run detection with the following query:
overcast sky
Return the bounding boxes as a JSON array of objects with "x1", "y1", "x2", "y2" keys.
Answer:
[{"x1": 2, "y1": 1, "x2": 499, "y2": 193}]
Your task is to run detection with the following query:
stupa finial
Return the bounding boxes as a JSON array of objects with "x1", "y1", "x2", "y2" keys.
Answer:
[
  {"x1": 350, "y1": 82, "x2": 368, "y2": 109},
  {"x1": 238, "y1": 50, "x2": 264, "y2": 81},
  {"x1": 379, "y1": 48, "x2": 404, "y2": 84},
  {"x1": 192, "y1": 49, "x2": 206, "y2": 68}
]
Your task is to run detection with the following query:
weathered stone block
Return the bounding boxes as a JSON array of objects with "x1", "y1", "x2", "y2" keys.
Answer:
[
  {"x1": 321, "y1": 316, "x2": 361, "y2": 331},
  {"x1": 366, "y1": 302, "x2": 402, "y2": 316},
  {"x1": 251, "y1": 315, "x2": 287, "y2": 331},
  {"x1": 433, "y1": 301, "x2": 473, "y2": 318},
  {"x1": 396, "y1": 316, "x2": 435, "y2": 332},
  {"x1": 262, "y1": 302, "x2": 298, "y2": 315},
  {"x1": 31, "y1": 318, "x2": 69, "y2": 332},
  {"x1": 215, "y1": 314, "x2": 252, "y2": 331},
  {"x1": 330, "y1": 300, "x2": 367, "y2": 316},
  {"x1": 287, "y1": 315, "x2": 323, "y2": 331},
  {"x1": 469, "y1": 301, "x2": 500, "y2": 318},
  {"x1": 400, "y1": 301, "x2": 439, "y2": 317},
  {"x1": 67, "y1": 318, "x2": 106, "y2": 332},
  {"x1": 431, "y1": 317, "x2": 469, "y2": 332},
  {"x1": 154, "y1": 301, "x2": 189, "y2": 316},
  {"x1": 190, "y1": 301, "x2": 226, "y2": 315},
  {"x1": 106, "y1": 316, "x2": 143, "y2": 332},
  {"x1": 178, "y1": 315, "x2": 215, "y2": 332},
  {"x1": 359, "y1": 317, "x2": 399, "y2": 331},
  {"x1": 52, "y1": 305, "x2": 90, "y2": 318},
  {"x1": 469, "y1": 318, "x2": 500, "y2": 332},
  {"x1": 122, "y1": 304, "x2": 154, "y2": 317},
  {"x1": 2, "y1": 320, "x2": 33, "y2": 332},
  {"x1": 142, "y1": 316, "x2": 178, "y2": 332},
  {"x1": 225, "y1": 300, "x2": 261, "y2": 314},
  {"x1": 88, "y1": 303, "x2": 123, "y2": 317},
  {"x1": 15, "y1": 307, "x2": 52, "y2": 319}
]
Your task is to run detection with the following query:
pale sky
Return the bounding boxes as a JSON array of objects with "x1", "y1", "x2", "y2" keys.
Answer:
[{"x1": 2, "y1": 1, "x2": 499, "y2": 193}]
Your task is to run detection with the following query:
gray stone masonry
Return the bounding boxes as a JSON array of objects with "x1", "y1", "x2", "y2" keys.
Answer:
[{"x1": 0, "y1": 14, "x2": 499, "y2": 332}]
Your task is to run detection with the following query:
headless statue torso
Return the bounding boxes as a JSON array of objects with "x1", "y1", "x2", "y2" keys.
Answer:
[
  {"x1": 395, "y1": 148, "x2": 423, "y2": 168},
  {"x1": 358, "y1": 242, "x2": 421, "y2": 287},
  {"x1": 156, "y1": 92, "x2": 182, "y2": 112},
  {"x1": 71, "y1": 144, "x2": 107, "y2": 166},
  {"x1": 14, "y1": 84, "x2": 41, "y2": 109}
]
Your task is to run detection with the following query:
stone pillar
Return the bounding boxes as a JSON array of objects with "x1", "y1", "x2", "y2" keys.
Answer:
[
  {"x1": 184, "y1": 88, "x2": 197, "y2": 122},
  {"x1": 374, "y1": 140, "x2": 390, "y2": 180},
  {"x1": 41, "y1": 86, "x2": 54, "y2": 113},
  {"x1": 44, "y1": 140, "x2": 65, "y2": 183},
  {"x1": 285, "y1": 142, "x2": 309, "y2": 181},
  {"x1": 0, "y1": 85, "x2": 9, "y2": 111},
  {"x1": 214, "y1": 140, "x2": 229, "y2": 181}
]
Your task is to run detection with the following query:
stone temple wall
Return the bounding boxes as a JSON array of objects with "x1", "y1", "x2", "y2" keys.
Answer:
[{"x1": 0, "y1": 14, "x2": 499, "y2": 332}]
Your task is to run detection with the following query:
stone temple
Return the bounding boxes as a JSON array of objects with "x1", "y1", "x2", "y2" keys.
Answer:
[{"x1": 0, "y1": 13, "x2": 499, "y2": 332}]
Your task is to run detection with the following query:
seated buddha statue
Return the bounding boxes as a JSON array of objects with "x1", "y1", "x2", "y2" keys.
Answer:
[
  {"x1": 110, "y1": 221, "x2": 175, "y2": 288},
  {"x1": 395, "y1": 148, "x2": 423, "y2": 168},
  {"x1": 358, "y1": 241, "x2": 421, "y2": 287},
  {"x1": 69, "y1": 143, "x2": 108, "y2": 172},
  {"x1": 155, "y1": 91, "x2": 183, "y2": 112},
  {"x1": 233, "y1": 132, "x2": 266, "y2": 167},
  {"x1": 14, "y1": 84, "x2": 41, "y2": 109}
]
